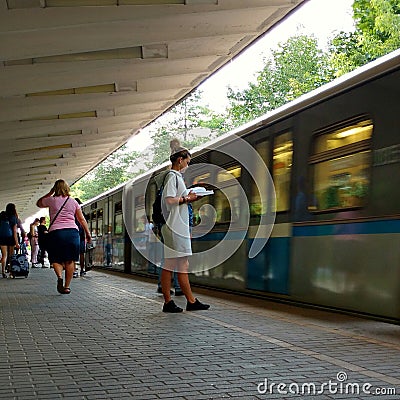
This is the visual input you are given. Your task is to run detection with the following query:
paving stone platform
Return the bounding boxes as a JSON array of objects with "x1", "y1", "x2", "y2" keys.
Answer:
[{"x1": 0, "y1": 268, "x2": 399, "y2": 399}]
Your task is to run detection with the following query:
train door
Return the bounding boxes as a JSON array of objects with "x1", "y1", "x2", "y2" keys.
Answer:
[
  {"x1": 103, "y1": 197, "x2": 112, "y2": 267},
  {"x1": 247, "y1": 131, "x2": 293, "y2": 295},
  {"x1": 112, "y1": 192, "x2": 125, "y2": 272}
]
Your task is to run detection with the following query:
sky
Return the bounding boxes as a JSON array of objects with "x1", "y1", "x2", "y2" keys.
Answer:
[{"x1": 128, "y1": 0, "x2": 355, "y2": 151}]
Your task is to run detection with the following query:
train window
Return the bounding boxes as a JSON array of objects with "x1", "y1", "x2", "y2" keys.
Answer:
[
  {"x1": 97, "y1": 217, "x2": 103, "y2": 236},
  {"x1": 135, "y1": 209, "x2": 147, "y2": 232},
  {"x1": 315, "y1": 120, "x2": 372, "y2": 152},
  {"x1": 104, "y1": 200, "x2": 111, "y2": 234},
  {"x1": 192, "y1": 195, "x2": 213, "y2": 227},
  {"x1": 190, "y1": 171, "x2": 213, "y2": 227},
  {"x1": 188, "y1": 172, "x2": 214, "y2": 228},
  {"x1": 310, "y1": 119, "x2": 372, "y2": 211},
  {"x1": 135, "y1": 195, "x2": 146, "y2": 232},
  {"x1": 114, "y1": 200, "x2": 122, "y2": 214},
  {"x1": 114, "y1": 213, "x2": 123, "y2": 235},
  {"x1": 251, "y1": 140, "x2": 270, "y2": 217},
  {"x1": 114, "y1": 200, "x2": 123, "y2": 235},
  {"x1": 192, "y1": 172, "x2": 211, "y2": 184},
  {"x1": 215, "y1": 189, "x2": 241, "y2": 224},
  {"x1": 217, "y1": 166, "x2": 241, "y2": 182},
  {"x1": 215, "y1": 165, "x2": 242, "y2": 224},
  {"x1": 273, "y1": 132, "x2": 293, "y2": 212}
]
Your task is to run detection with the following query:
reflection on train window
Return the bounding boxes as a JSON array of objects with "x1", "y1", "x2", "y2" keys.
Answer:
[
  {"x1": 217, "y1": 166, "x2": 241, "y2": 183},
  {"x1": 251, "y1": 140, "x2": 270, "y2": 217},
  {"x1": 97, "y1": 217, "x2": 103, "y2": 237},
  {"x1": 135, "y1": 208, "x2": 147, "y2": 232},
  {"x1": 315, "y1": 119, "x2": 373, "y2": 152},
  {"x1": 192, "y1": 195, "x2": 212, "y2": 227},
  {"x1": 310, "y1": 119, "x2": 372, "y2": 211},
  {"x1": 135, "y1": 195, "x2": 146, "y2": 232},
  {"x1": 273, "y1": 132, "x2": 293, "y2": 212},
  {"x1": 215, "y1": 190, "x2": 241, "y2": 224},
  {"x1": 189, "y1": 171, "x2": 213, "y2": 228},
  {"x1": 114, "y1": 213, "x2": 123, "y2": 235},
  {"x1": 215, "y1": 166, "x2": 242, "y2": 224},
  {"x1": 192, "y1": 172, "x2": 211, "y2": 185},
  {"x1": 97, "y1": 209, "x2": 103, "y2": 236},
  {"x1": 114, "y1": 200, "x2": 122, "y2": 213}
]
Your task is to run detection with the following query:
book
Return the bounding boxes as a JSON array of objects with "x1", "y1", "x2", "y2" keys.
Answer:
[{"x1": 190, "y1": 187, "x2": 214, "y2": 196}]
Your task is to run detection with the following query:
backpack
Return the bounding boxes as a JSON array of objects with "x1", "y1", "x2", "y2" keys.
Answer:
[
  {"x1": 152, "y1": 172, "x2": 178, "y2": 229},
  {"x1": 0, "y1": 212, "x2": 13, "y2": 238},
  {"x1": 188, "y1": 203, "x2": 194, "y2": 227}
]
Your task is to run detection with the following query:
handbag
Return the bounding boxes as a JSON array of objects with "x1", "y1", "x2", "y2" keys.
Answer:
[{"x1": 42, "y1": 197, "x2": 70, "y2": 250}]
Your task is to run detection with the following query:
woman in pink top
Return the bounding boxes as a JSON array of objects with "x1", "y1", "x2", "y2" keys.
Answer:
[{"x1": 36, "y1": 179, "x2": 91, "y2": 294}]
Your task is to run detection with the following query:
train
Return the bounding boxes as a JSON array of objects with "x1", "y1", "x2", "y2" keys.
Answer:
[{"x1": 82, "y1": 48, "x2": 400, "y2": 322}]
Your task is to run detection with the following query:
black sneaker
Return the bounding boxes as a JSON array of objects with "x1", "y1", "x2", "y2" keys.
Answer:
[
  {"x1": 162, "y1": 300, "x2": 183, "y2": 313},
  {"x1": 174, "y1": 289, "x2": 184, "y2": 296},
  {"x1": 186, "y1": 298, "x2": 210, "y2": 311}
]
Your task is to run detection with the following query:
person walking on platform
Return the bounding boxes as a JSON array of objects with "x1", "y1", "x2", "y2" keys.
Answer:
[
  {"x1": 159, "y1": 139, "x2": 210, "y2": 313},
  {"x1": 29, "y1": 218, "x2": 40, "y2": 267},
  {"x1": 36, "y1": 179, "x2": 91, "y2": 294},
  {"x1": 0, "y1": 203, "x2": 20, "y2": 278},
  {"x1": 37, "y1": 217, "x2": 48, "y2": 267},
  {"x1": 73, "y1": 198, "x2": 87, "y2": 278}
]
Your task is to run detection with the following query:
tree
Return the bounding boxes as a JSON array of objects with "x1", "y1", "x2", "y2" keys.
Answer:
[
  {"x1": 72, "y1": 145, "x2": 141, "y2": 201},
  {"x1": 227, "y1": 35, "x2": 334, "y2": 127},
  {"x1": 146, "y1": 90, "x2": 228, "y2": 169},
  {"x1": 73, "y1": 90, "x2": 227, "y2": 201},
  {"x1": 329, "y1": 0, "x2": 400, "y2": 75}
]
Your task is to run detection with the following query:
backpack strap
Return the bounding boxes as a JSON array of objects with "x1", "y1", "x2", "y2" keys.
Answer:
[{"x1": 161, "y1": 171, "x2": 179, "y2": 192}]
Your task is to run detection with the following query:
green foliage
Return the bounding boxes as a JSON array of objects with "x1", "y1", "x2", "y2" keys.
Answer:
[
  {"x1": 146, "y1": 91, "x2": 228, "y2": 169},
  {"x1": 148, "y1": 127, "x2": 173, "y2": 168},
  {"x1": 73, "y1": 145, "x2": 141, "y2": 201},
  {"x1": 73, "y1": 91, "x2": 227, "y2": 201},
  {"x1": 330, "y1": 0, "x2": 400, "y2": 74},
  {"x1": 227, "y1": 35, "x2": 334, "y2": 127}
]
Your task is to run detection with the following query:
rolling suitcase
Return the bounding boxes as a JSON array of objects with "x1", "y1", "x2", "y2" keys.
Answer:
[{"x1": 10, "y1": 247, "x2": 29, "y2": 278}]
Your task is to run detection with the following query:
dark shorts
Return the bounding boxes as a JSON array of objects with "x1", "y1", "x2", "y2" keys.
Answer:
[
  {"x1": 0, "y1": 236, "x2": 15, "y2": 246},
  {"x1": 47, "y1": 228, "x2": 79, "y2": 264}
]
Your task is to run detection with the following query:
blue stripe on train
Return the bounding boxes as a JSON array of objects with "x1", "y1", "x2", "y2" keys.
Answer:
[
  {"x1": 293, "y1": 219, "x2": 400, "y2": 237},
  {"x1": 247, "y1": 237, "x2": 289, "y2": 295}
]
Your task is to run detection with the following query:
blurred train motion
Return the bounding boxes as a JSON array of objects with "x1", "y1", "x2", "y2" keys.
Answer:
[{"x1": 82, "y1": 49, "x2": 400, "y2": 322}]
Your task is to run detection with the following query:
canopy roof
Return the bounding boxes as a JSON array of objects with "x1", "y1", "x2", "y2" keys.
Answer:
[{"x1": 0, "y1": 0, "x2": 305, "y2": 219}]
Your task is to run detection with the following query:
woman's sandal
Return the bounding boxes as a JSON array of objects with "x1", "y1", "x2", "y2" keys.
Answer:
[
  {"x1": 57, "y1": 278, "x2": 64, "y2": 294},
  {"x1": 62, "y1": 287, "x2": 71, "y2": 294}
]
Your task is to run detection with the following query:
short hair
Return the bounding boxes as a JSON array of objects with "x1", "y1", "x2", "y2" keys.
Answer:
[
  {"x1": 40, "y1": 217, "x2": 46, "y2": 223},
  {"x1": 53, "y1": 179, "x2": 70, "y2": 197}
]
